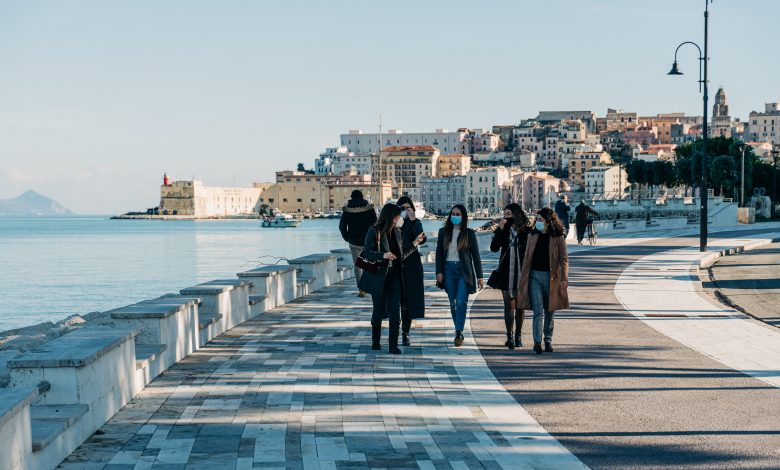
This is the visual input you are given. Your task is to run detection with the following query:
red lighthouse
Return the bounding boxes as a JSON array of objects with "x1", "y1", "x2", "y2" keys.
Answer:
[{"x1": 163, "y1": 173, "x2": 170, "y2": 186}]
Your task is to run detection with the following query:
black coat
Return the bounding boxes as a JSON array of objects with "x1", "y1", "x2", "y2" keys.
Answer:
[
  {"x1": 435, "y1": 227, "x2": 483, "y2": 294},
  {"x1": 555, "y1": 200, "x2": 571, "y2": 226},
  {"x1": 489, "y1": 224, "x2": 529, "y2": 291},
  {"x1": 358, "y1": 226, "x2": 418, "y2": 299},
  {"x1": 339, "y1": 199, "x2": 377, "y2": 246},
  {"x1": 574, "y1": 203, "x2": 599, "y2": 225},
  {"x1": 400, "y1": 219, "x2": 426, "y2": 319}
]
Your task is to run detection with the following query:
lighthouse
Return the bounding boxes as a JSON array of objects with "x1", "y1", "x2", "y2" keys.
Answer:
[{"x1": 163, "y1": 173, "x2": 170, "y2": 186}]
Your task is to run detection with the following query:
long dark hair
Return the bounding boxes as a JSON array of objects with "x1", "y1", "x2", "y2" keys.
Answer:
[
  {"x1": 504, "y1": 203, "x2": 530, "y2": 232},
  {"x1": 444, "y1": 204, "x2": 469, "y2": 251},
  {"x1": 375, "y1": 203, "x2": 402, "y2": 235},
  {"x1": 537, "y1": 207, "x2": 564, "y2": 237},
  {"x1": 396, "y1": 195, "x2": 415, "y2": 211}
]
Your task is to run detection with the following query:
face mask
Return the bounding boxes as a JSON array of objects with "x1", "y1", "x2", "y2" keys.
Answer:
[
  {"x1": 450, "y1": 215, "x2": 462, "y2": 226},
  {"x1": 505, "y1": 217, "x2": 515, "y2": 227},
  {"x1": 395, "y1": 217, "x2": 404, "y2": 228},
  {"x1": 401, "y1": 211, "x2": 409, "y2": 219},
  {"x1": 535, "y1": 221, "x2": 545, "y2": 231}
]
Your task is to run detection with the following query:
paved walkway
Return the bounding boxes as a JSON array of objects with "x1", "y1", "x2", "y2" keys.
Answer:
[
  {"x1": 59, "y1": 266, "x2": 585, "y2": 469},
  {"x1": 708, "y1": 241, "x2": 780, "y2": 327},
  {"x1": 470, "y1": 227, "x2": 780, "y2": 469}
]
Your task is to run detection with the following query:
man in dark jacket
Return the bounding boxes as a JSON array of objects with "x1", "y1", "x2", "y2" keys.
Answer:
[
  {"x1": 554, "y1": 195, "x2": 571, "y2": 236},
  {"x1": 574, "y1": 201, "x2": 599, "y2": 245},
  {"x1": 339, "y1": 190, "x2": 377, "y2": 296}
]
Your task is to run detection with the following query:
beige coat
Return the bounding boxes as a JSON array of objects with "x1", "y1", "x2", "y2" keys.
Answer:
[{"x1": 516, "y1": 232, "x2": 570, "y2": 311}]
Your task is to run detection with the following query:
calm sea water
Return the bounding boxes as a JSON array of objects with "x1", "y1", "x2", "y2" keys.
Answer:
[{"x1": 0, "y1": 217, "x2": 445, "y2": 332}]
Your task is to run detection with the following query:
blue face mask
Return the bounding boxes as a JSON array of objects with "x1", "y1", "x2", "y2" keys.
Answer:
[
  {"x1": 535, "y1": 221, "x2": 545, "y2": 231},
  {"x1": 450, "y1": 215, "x2": 462, "y2": 226}
]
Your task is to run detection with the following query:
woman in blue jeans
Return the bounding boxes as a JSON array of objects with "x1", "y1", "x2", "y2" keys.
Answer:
[
  {"x1": 435, "y1": 204, "x2": 483, "y2": 347},
  {"x1": 516, "y1": 207, "x2": 569, "y2": 354}
]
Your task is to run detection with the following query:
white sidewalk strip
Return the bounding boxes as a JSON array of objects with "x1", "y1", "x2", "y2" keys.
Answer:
[{"x1": 614, "y1": 232, "x2": 780, "y2": 388}]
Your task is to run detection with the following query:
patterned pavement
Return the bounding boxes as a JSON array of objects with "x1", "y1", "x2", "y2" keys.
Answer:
[{"x1": 59, "y1": 258, "x2": 585, "y2": 470}]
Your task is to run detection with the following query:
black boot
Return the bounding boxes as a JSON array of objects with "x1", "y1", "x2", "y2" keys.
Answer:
[
  {"x1": 402, "y1": 332, "x2": 410, "y2": 346},
  {"x1": 514, "y1": 332, "x2": 522, "y2": 348},
  {"x1": 504, "y1": 334, "x2": 514, "y2": 350},
  {"x1": 371, "y1": 323, "x2": 381, "y2": 350},
  {"x1": 544, "y1": 341, "x2": 553, "y2": 353},
  {"x1": 454, "y1": 330, "x2": 464, "y2": 347},
  {"x1": 534, "y1": 342, "x2": 543, "y2": 354}
]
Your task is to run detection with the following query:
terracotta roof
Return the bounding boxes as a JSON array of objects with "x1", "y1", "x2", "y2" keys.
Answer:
[
  {"x1": 381, "y1": 145, "x2": 438, "y2": 152},
  {"x1": 439, "y1": 153, "x2": 469, "y2": 158}
]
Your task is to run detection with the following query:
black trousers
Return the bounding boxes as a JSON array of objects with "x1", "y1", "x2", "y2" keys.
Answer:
[
  {"x1": 576, "y1": 222, "x2": 586, "y2": 242},
  {"x1": 371, "y1": 269, "x2": 402, "y2": 347}
]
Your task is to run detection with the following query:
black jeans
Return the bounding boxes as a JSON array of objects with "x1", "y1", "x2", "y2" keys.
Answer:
[
  {"x1": 576, "y1": 223, "x2": 586, "y2": 242},
  {"x1": 371, "y1": 269, "x2": 402, "y2": 347}
]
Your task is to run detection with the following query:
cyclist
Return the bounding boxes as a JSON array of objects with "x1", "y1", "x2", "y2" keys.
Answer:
[{"x1": 574, "y1": 201, "x2": 599, "y2": 245}]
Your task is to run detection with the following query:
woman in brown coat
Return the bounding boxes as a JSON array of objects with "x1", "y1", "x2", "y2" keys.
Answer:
[{"x1": 516, "y1": 207, "x2": 569, "y2": 354}]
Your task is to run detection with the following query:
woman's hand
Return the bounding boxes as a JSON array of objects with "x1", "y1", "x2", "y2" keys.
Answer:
[
  {"x1": 498, "y1": 218, "x2": 506, "y2": 230},
  {"x1": 383, "y1": 252, "x2": 397, "y2": 261},
  {"x1": 477, "y1": 279, "x2": 484, "y2": 290},
  {"x1": 436, "y1": 273, "x2": 444, "y2": 283},
  {"x1": 414, "y1": 233, "x2": 426, "y2": 246}
]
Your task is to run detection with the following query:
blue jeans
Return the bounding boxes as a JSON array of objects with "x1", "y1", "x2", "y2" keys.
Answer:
[
  {"x1": 445, "y1": 261, "x2": 469, "y2": 331},
  {"x1": 529, "y1": 270, "x2": 555, "y2": 343}
]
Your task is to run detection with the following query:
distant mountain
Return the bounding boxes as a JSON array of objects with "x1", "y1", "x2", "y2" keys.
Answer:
[{"x1": 0, "y1": 190, "x2": 74, "y2": 216}]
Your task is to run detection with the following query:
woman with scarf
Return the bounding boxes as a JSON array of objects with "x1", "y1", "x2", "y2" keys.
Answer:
[{"x1": 489, "y1": 203, "x2": 531, "y2": 349}]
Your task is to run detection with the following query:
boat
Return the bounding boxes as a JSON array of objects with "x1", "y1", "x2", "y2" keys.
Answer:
[{"x1": 261, "y1": 213, "x2": 301, "y2": 228}]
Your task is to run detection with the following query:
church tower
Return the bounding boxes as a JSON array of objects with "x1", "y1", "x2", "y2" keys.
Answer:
[{"x1": 711, "y1": 87, "x2": 732, "y2": 137}]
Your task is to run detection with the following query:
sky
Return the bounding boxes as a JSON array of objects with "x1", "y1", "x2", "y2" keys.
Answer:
[{"x1": 0, "y1": 0, "x2": 778, "y2": 214}]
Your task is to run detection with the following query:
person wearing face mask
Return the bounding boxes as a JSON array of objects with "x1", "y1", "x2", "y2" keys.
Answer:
[
  {"x1": 489, "y1": 203, "x2": 531, "y2": 349},
  {"x1": 358, "y1": 203, "x2": 426, "y2": 354},
  {"x1": 435, "y1": 204, "x2": 483, "y2": 347},
  {"x1": 515, "y1": 207, "x2": 569, "y2": 355},
  {"x1": 396, "y1": 196, "x2": 426, "y2": 346}
]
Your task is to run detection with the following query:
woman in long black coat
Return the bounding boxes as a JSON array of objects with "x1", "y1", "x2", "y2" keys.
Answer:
[
  {"x1": 489, "y1": 203, "x2": 530, "y2": 349},
  {"x1": 358, "y1": 203, "x2": 426, "y2": 354},
  {"x1": 397, "y1": 196, "x2": 426, "y2": 346}
]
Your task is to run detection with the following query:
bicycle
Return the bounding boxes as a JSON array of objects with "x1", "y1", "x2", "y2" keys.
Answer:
[{"x1": 586, "y1": 220, "x2": 597, "y2": 245}]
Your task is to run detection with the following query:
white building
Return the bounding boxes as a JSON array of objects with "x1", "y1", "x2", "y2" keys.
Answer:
[
  {"x1": 340, "y1": 129, "x2": 468, "y2": 155},
  {"x1": 512, "y1": 172, "x2": 564, "y2": 212},
  {"x1": 466, "y1": 167, "x2": 514, "y2": 216},
  {"x1": 421, "y1": 176, "x2": 467, "y2": 216},
  {"x1": 748, "y1": 102, "x2": 780, "y2": 146},
  {"x1": 584, "y1": 166, "x2": 629, "y2": 199},
  {"x1": 333, "y1": 154, "x2": 373, "y2": 176},
  {"x1": 315, "y1": 146, "x2": 352, "y2": 175}
]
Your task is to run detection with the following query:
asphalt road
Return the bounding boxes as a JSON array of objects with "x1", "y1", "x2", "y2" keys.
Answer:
[
  {"x1": 708, "y1": 241, "x2": 780, "y2": 327},
  {"x1": 469, "y1": 229, "x2": 780, "y2": 470}
]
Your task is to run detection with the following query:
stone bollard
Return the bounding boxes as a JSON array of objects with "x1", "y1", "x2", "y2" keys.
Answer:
[
  {"x1": 330, "y1": 248, "x2": 356, "y2": 282},
  {"x1": 288, "y1": 254, "x2": 339, "y2": 293},
  {"x1": 180, "y1": 279, "x2": 251, "y2": 345},
  {"x1": 237, "y1": 265, "x2": 297, "y2": 312}
]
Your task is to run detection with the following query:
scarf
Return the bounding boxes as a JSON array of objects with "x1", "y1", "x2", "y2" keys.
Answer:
[{"x1": 507, "y1": 227, "x2": 522, "y2": 298}]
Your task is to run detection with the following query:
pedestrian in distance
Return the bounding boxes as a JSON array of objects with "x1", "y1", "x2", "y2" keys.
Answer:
[
  {"x1": 574, "y1": 200, "x2": 599, "y2": 245},
  {"x1": 516, "y1": 207, "x2": 569, "y2": 355},
  {"x1": 396, "y1": 196, "x2": 426, "y2": 346},
  {"x1": 554, "y1": 194, "x2": 571, "y2": 237},
  {"x1": 358, "y1": 203, "x2": 426, "y2": 354},
  {"x1": 339, "y1": 190, "x2": 377, "y2": 297},
  {"x1": 435, "y1": 204, "x2": 484, "y2": 347},
  {"x1": 489, "y1": 203, "x2": 531, "y2": 350}
]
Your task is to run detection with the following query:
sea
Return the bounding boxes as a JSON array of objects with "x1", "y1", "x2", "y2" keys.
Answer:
[{"x1": 0, "y1": 217, "x2": 446, "y2": 332}]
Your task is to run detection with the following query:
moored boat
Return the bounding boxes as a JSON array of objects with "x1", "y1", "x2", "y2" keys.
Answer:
[{"x1": 261, "y1": 213, "x2": 301, "y2": 228}]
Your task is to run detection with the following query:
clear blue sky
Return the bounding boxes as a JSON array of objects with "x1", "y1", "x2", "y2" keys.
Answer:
[{"x1": 0, "y1": 0, "x2": 777, "y2": 214}]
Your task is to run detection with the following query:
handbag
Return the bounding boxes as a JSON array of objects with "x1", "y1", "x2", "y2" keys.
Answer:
[
  {"x1": 355, "y1": 231, "x2": 382, "y2": 273},
  {"x1": 487, "y1": 241, "x2": 510, "y2": 290}
]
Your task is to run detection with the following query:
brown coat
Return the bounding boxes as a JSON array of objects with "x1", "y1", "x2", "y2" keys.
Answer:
[{"x1": 516, "y1": 232, "x2": 570, "y2": 311}]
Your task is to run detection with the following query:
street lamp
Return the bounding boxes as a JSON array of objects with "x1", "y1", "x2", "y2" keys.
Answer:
[{"x1": 667, "y1": 0, "x2": 712, "y2": 252}]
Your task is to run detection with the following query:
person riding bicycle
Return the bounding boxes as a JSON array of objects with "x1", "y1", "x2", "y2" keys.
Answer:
[{"x1": 574, "y1": 201, "x2": 599, "y2": 245}]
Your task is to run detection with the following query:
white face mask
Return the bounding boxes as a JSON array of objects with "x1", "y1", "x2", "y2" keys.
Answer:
[
  {"x1": 395, "y1": 217, "x2": 404, "y2": 228},
  {"x1": 401, "y1": 210, "x2": 409, "y2": 219}
]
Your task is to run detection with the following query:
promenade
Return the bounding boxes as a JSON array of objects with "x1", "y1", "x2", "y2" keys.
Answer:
[{"x1": 57, "y1": 224, "x2": 780, "y2": 470}]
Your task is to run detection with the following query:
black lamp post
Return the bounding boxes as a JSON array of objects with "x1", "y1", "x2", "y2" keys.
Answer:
[{"x1": 668, "y1": 0, "x2": 712, "y2": 252}]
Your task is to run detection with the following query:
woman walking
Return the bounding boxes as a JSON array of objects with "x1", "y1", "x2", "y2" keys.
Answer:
[
  {"x1": 516, "y1": 207, "x2": 569, "y2": 354},
  {"x1": 435, "y1": 204, "x2": 483, "y2": 347},
  {"x1": 358, "y1": 203, "x2": 425, "y2": 354},
  {"x1": 397, "y1": 196, "x2": 426, "y2": 346},
  {"x1": 489, "y1": 203, "x2": 530, "y2": 349}
]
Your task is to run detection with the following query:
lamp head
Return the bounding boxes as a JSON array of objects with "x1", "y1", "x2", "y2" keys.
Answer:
[{"x1": 667, "y1": 61, "x2": 683, "y2": 75}]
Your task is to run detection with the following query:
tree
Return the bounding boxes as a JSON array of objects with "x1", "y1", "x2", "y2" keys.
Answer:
[
  {"x1": 296, "y1": 163, "x2": 306, "y2": 172},
  {"x1": 710, "y1": 155, "x2": 737, "y2": 197},
  {"x1": 673, "y1": 136, "x2": 757, "y2": 198}
]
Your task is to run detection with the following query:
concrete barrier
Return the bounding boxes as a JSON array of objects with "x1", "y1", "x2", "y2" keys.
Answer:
[
  {"x1": 180, "y1": 279, "x2": 251, "y2": 345},
  {"x1": 237, "y1": 265, "x2": 297, "y2": 311},
  {"x1": 288, "y1": 254, "x2": 339, "y2": 293}
]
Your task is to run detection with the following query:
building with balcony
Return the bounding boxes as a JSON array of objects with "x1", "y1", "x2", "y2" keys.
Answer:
[
  {"x1": 748, "y1": 102, "x2": 780, "y2": 146},
  {"x1": 584, "y1": 166, "x2": 629, "y2": 199},
  {"x1": 340, "y1": 129, "x2": 467, "y2": 155},
  {"x1": 378, "y1": 145, "x2": 439, "y2": 201},
  {"x1": 569, "y1": 151, "x2": 611, "y2": 189},
  {"x1": 421, "y1": 176, "x2": 467, "y2": 216}
]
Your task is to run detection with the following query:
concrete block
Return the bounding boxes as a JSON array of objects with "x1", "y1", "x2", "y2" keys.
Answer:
[
  {"x1": 236, "y1": 266, "x2": 297, "y2": 311},
  {"x1": 180, "y1": 280, "x2": 251, "y2": 343},
  {"x1": 288, "y1": 254, "x2": 338, "y2": 292}
]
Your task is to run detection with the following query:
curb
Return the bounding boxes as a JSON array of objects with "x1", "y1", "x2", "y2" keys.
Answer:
[{"x1": 698, "y1": 237, "x2": 780, "y2": 269}]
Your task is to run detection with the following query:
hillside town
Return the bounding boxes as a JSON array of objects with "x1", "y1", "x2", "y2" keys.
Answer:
[{"x1": 152, "y1": 92, "x2": 780, "y2": 219}]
